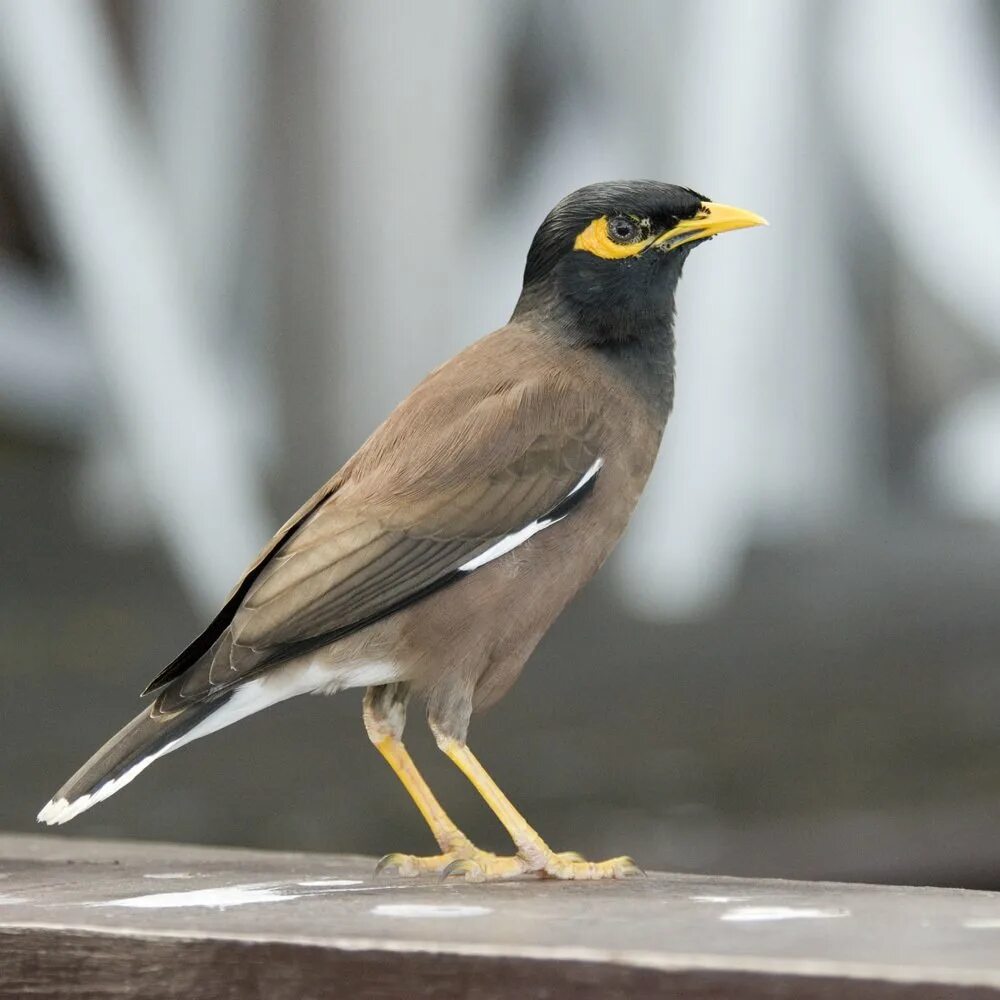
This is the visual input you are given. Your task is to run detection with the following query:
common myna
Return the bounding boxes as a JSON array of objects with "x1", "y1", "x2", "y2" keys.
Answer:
[{"x1": 39, "y1": 181, "x2": 765, "y2": 880}]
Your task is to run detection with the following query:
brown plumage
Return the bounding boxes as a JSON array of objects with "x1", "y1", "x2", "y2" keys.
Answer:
[{"x1": 39, "y1": 181, "x2": 765, "y2": 880}]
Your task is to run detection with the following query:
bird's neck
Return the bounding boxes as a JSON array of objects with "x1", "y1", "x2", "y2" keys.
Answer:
[{"x1": 512, "y1": 288, "x2": 677, "y2": 421}]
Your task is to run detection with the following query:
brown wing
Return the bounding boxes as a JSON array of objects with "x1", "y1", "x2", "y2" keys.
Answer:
[{"x1": 147, "y1": 330, "x2": 605, "y2": 706}]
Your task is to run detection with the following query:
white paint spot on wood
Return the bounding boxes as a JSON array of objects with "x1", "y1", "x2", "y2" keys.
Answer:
[
  {"x1": 690, "y1": 895, "x2": 750, "y2": 903},
  {"x1": 98, "y1": 884, "x2": 295, "y2": 909},
  {"x1": 0, "y1": 894, "x2": 28, "y2": 905},
  {"x1": 963, "y1": 917, "x2": 1000, "y2": 929},
  {"x1": 97, "y1": 879, "x2": 376, "y2": 909},
  {"x1": 721, "y1": 905, "x2": 849, "y2": 922},
  {"x1": 298, "y1": 879, "x2": 362, "y2": 887},
  {"x1": 372, "y1": 903, "x2": 491, "y2": 919},
  {"x1": 143, "y1": 872, "x2": 195, "y2": 880}
]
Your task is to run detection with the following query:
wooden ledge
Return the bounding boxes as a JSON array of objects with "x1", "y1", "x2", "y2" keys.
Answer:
[{"x1": 3, "y1": 834, "x2": 1000, "y2": 998}]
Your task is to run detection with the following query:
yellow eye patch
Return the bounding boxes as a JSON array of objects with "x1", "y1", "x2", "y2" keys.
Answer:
[{"x1": 573, "y1": 216, "x2": 653, "y2": 260}]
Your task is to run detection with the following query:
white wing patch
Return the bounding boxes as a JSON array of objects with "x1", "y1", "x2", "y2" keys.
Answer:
[{"x1": 458, "y1": 457, "x2": 603, "y2": 572}]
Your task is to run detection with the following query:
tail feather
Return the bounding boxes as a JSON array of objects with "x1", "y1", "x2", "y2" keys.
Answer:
[
  {"x1": 37, "y1": 696, "x2": 229, "y2": 826},
  {"x1": 37, "y1": 666, "x2": 327, "y2": 826}
]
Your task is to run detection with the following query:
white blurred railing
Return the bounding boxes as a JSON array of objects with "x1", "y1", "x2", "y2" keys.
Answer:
[{"x1": 0, "y1": 0, "x2": 270, "y2": 608}]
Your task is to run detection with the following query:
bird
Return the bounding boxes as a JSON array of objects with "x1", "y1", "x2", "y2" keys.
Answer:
[{"x1": 38, "y1": 180, "x2": 765, "y2": 881}]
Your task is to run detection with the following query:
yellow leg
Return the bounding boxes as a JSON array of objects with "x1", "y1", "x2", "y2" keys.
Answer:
[
  {"x1": 434, "y1": 728, "x2": 642, "y2": 882},
  {"x1": 363, "y1": 688, "x2": 499, "y2": 877},
  {"x1": 372, "y1": 734, "x2": 470, "y2": 853}
]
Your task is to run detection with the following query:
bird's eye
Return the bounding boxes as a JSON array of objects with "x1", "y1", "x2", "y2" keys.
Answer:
[{"x1": 607, "y1": 215, "x2": 641, "y2": 244}]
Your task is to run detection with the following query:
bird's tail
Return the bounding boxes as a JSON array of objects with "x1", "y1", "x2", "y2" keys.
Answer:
[{"x1": 36, "y1": 694, "x2": 231, "y2": 826}]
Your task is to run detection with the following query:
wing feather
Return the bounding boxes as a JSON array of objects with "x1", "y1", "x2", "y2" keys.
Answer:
[{"x1": 146, "y1": 332, "x2": 607, "y2": 704}]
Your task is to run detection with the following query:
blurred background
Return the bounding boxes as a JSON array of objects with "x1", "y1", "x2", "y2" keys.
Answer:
[{"x1": 2, "y1": 0, "x2": 1000, "y2": 889}]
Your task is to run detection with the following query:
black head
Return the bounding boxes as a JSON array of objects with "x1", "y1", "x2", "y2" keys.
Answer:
[{"x1": 514, "y1": 180, "x2": 765, "y2": 348}]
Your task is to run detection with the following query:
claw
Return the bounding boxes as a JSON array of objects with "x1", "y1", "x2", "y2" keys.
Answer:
[
  {"x1": 618, "y1": 856, "x2": 646, "y2": 878},
  {"x1": 441, "y1": 858, "x2": 485, "y2": 882},
  {"x1": 374, "y1": 846, "x2": 504, "y2": 880},
  {"x1": 373, "y1": 852, "x2": 407, "y2": 879},
  {"x1": 440, "y1": 858, "x2": 464, "y2": 880}
]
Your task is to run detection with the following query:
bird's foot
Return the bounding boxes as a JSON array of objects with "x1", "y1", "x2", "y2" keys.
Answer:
[
  {"x1": 374, "y1": 839, "x2": 504, "y2": 879},
  {"x1": 442, "y1": 849, "x2": 643, "y2": 883}
]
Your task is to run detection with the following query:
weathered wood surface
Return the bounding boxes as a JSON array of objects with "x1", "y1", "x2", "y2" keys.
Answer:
[{"x1": 3, "y1": 835, "x2": 1000, "y2": 998}]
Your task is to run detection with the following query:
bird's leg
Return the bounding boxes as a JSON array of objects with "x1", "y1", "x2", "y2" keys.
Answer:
[
  {"x1": 363, "y1": 685, "x2": 500, "y2": 877},
  {"x1": 430, "y1": 723, "x2": 642, "y2": 883}
]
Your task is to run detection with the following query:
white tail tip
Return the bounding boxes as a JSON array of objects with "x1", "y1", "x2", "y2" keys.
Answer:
[
  {"x1": 36, "y1": 746, "x2": 173, "y2": 826},
  {"x1": 37, "y1": 797, "x2": 82, "y2": 825}
]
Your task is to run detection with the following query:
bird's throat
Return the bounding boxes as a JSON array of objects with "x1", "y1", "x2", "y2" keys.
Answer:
[{"x1": 513, "y1": 290, "x2": 677, "y2": 421}]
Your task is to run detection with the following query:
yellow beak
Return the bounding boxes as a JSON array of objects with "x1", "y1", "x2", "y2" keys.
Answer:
[{"x1": 654, "y1": 201, "x2": 768, "y2": 251}]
